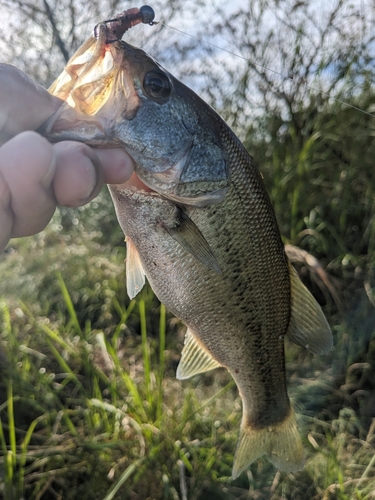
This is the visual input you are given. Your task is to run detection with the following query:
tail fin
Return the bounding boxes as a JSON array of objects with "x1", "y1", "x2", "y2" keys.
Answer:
[{"x1": 232, "y1": 407, "x2": 304, "y2": 479}]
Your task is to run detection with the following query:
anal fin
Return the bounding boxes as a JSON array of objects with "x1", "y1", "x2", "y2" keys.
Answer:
[
  {"x1": 126, "y1": 237, "x2": 145, "y2": 299},
  {"x1": 287, "y1": 263, "x2": 333, "y2": 355},
  {"x1": 165, "y1": 210, "x2": 221, "y2": 273},
  {"x1": 232, "y1": 406, "x2": 304, "y2": 479},
  {"x1": 176, "y1": 328, "x2": 221, "y2": 380}
]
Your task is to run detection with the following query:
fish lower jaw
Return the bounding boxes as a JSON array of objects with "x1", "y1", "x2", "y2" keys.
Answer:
[{"x1": 114, "y1": 172, "x2": 159, "y2": 196}]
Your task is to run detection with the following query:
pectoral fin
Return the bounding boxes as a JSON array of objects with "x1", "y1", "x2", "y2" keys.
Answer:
[
  {"x1": 286, "y1": 263, "x2": 333, "y2": 354},
  {"x1": 176, "y1": 328, "x2": 221, "y2": 380},
  {"x1": 165, "y1": 210, "x2": 221, "y2": 273},
  {"x1": 126, "y1": 237, "x2": 145, "y2": 299}
]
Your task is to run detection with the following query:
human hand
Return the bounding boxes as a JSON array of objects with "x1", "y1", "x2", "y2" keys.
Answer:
[{"x1": 0, "y1": 64, "x2": 134, "y2": 252}]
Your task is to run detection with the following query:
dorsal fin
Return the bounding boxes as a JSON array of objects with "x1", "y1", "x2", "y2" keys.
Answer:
[
  {"x1": 126, "y1": 237, "x2": 145, "y2": 299},
  {"x1": 286, "y1": 263, "x2": 333, "y2": 354},
  {"x1": 176, "y1": 328, "x2": 221, "y2": 380}
]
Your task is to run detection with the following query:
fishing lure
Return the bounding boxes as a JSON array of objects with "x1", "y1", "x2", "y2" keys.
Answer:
[{"x1": 93, "y1": 5, "x2": 156, "y2": 43}]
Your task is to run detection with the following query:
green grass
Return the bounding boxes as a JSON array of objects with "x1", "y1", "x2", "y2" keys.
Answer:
[
  {"x1": 0, "y1": 227, "x2": 239, "y2": 498},
  {"x1": 0, "y1": 214, "x2": 375, "y2": 499}
]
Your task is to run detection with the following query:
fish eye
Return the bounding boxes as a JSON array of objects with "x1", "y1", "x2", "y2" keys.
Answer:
[{"x1": 143, "y1": 70, "x2": 172, "y2": 100}]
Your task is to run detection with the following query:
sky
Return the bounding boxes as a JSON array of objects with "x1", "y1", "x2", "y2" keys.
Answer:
[{"x1": 0, "y1": 0, "x2": 373, "y2": 125}]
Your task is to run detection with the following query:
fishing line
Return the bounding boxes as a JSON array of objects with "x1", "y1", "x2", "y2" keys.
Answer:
[{"x1": 159, "y1": 21, "x2": 375, "y2": 119}]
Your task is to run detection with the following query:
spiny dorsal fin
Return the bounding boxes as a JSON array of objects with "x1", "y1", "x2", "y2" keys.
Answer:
[
  {"x1": 126, "y1": 237, "x2": 145, "y2": 299},
  {"x1": 176, "y1": 328, "x2": 221, "y2": 380},
  {"x1": 165, "y1": 210, "x2": 221, "y2": 273},
  {"x1": 287, "y1": 263, "x2": 333, "y2": 354}
]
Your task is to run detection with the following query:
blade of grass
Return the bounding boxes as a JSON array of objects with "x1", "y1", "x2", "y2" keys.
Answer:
[
  {"x1": 18, "y1": 415, "x2": 46, "y2": 490},
  {"x1": 0, "y1": 300, "x2": 12, "y2": 335},
  {"x1": 85, "y1": 319, "x2": 92, "y2": 338},
  {"x1": 0, "y1": 418, "x2": 8, "y2": 458},
  {"x1": 45, "y1": 338, "x2": 83, "y2": 391},
  {"x1": 103, "y1": 459, "x2": 143, "y2": 500},
  {"x1": 7, "y1": 381, "x2": 16, "y2": 466},
  {"x1": 0, "y1": 417, "x2": 14, "y2": 490},
  {"x1": 112, "y1": 299, "x2": 136, "y2": 346},
  {"x1": 56, "y1": 271, "x2": 82, "y2": 337},
  {"x1": 40, "y1": 324, "x2": 77, "y2": 357},
  {"x1": 139, "y1": 299, "x2": 151, "y2": 400},
  {"x1": 357, "y1": 453, "x2": 375, "y2": 489},
  {"x1": 96, "y1": 333, "x2": 148, "y2": 421},
  {"x1": 119, "y1": 371, "x2": 148, "y2": 422},
  {"x1": 157, "y1": 304, "x2": 166, "y2": 420}
]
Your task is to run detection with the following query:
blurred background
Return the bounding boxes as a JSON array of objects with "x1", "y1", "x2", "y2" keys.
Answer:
[{"x1": 0, "y1": 0, "x2": 375, "y2": 498}]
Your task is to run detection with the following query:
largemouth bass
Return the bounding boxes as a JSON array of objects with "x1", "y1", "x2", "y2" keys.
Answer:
[{"x1": 44, "y1": 7, "x2": 333, "y2": 478}]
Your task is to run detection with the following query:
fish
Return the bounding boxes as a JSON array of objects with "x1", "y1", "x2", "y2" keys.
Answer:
[{"x1": 43, "y1": 9, "x2": 333, "y2": 478}]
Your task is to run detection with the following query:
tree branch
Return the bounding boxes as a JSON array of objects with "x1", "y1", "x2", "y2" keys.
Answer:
[{"x1": 43, "y1": 0, "x2": 70, "y2": 62}]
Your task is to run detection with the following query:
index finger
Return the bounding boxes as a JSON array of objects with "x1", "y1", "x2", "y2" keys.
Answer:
[{"x1": 0, "y1": 64, "x2": 63, "y2": 139}]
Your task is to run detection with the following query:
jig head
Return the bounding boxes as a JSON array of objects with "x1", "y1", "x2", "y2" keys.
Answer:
[{"x1": 93, "y1": 5, "x2": 156, "y2": 43}]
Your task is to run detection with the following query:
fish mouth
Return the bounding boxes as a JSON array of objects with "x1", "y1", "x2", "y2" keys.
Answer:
[
  {"x1": 128, "y1": 146, "x2": 192, "y2": 198},
  {"x1": 43, "y1": 28, "x2": 141, "y2": 143},
  {"x1": 124, "y1": 142, "x2": 229, "y2": 207},
  {"x1": 115, "y1": 149, "x2": 189, "y2": 198},
  {"x1": 115, "y1": 171, "x2": 157, "y2": 195}
]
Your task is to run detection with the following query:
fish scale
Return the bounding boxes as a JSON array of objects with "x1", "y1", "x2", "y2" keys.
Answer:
[{"x1": 44, "y1": 9, "x2": 333, "y2": 477}]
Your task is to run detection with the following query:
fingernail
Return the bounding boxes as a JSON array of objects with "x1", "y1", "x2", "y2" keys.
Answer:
[
  {"x1": 40, "y1": 148, "x2": 57, "y2": 189},
  {"x1": 78, "y1": 151, "x2": 103, "y2": 203}
]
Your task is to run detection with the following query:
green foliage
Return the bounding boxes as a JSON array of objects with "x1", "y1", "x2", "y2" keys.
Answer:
[
  {"x1": 252, "y1": 96, "x2": 374, "y2": 249},
  {"x1": 243, "y1": 87, "x2": 375, "y2": 318},
  {"x1": 0, "y1": 225, "x2": 242, "y2": 499},
  {"x1": 1, "y1": 189, "x2": 375, "y2": 498}
]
